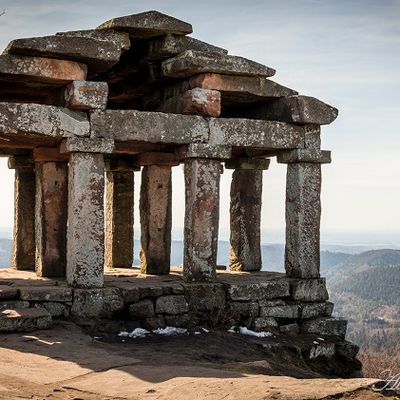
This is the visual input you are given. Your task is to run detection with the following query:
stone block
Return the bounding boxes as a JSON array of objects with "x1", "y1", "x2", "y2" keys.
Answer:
[
  {"x1": 301, "y1": 317, "x2": 347, "y2": 338},
  {"x1": 177, "y1": 143, "x2": 231, "y2": 160},
  {"x1": 128, "y1": 299, "x2": 155, "y2": 319},
  {"x1": 336, "y1": 341, "x2": 359, "y2": 359},
  {"x1": 71, "y1": 288, "x2": 124, "y2": 319},
  {"x1": 308, "y1": 342, "x2": 335, "y2": 360},
  {"x1": 253, "y1": 317, "x2": 278, "y2": 331},
  {"x1": 0, "y1": 300, "x2": 30, "y2": 310},
  {"x1": 33, "y1": 302, "x2": 70, "y2": 318},
  {"x1": 225, "y1": 157, "x2": 270, "y2": 171},
  {"x1": 162, "y1": 50, "x2": 275, "y2": 78},
  {"x1": 60, "y1": 137, "x2": 115, "y2": 154},
  {"x1": 183, "y1": 283, "x2": 225, "y2": 311},
  {"x1": 65, "y1": 81, "x2": 108, "y2": 110},
  {"x1": 279, "y1": 323, "x2": 300, "y2": 335},
  {"x1": 227, "y1": 280, "x2": 290, "y2": 301},
  {"x1": 32, "y1": 147, "x2": 69, "y2": 162},
  {"x1": 265, "y1": 95, "x2": 338, "y2": 125},
  {"x1": 155, "y1": 295, "x2": 189, "y2": 315},
  {"x1": 0, "y1": 54, "x2": 86, "y2": 84},
  {"x1": 142, "y1": 315, "x2": 166, "y2": 330},
  {"x1": 19, "y1": 287, "x2": 72, "y2": 302},
  {"x1": 97, "y1": 11, "x2": 193, "y2": 37},
  {"x1": 0, "y1": 286, "x2": 19, "y2": 300},
  {"x1": 135, "y1": 152, "x2": 179, "y2": 166},
  {"x1": 91, "y1": 109, "x2": 209, "y2": 144},
  {"x1": 189, "y1": 73, "x2": 297, "y2": 100},
  {"x1": 260, "y1": 304, "x2": 300, "y2": 319},
  {"x1": 145, "y1": 35, "x2": 227, "y2": 61},
  {"x1": 304, "y1": 125, "x2": 321, "y2": 149},
  {"x1": 139, "y1": 286, "x2": 164, "y2": 299},
  {"x1": 229, "y1": 302, "x2": 259, "y2": 317},
  {"x1": 0, "y1": 103, "x2": 90, "y2": 138},
  {"x1": 0, "y1": 308, "x2": 52, "y2": 333},
  {"x1": 259, "y1": 299, "x2": 286, "y2": 307},
  {"x1": 119, "y1": 286, "x2": 140, "y2": 304},
  {"x1": 300, "y1": 302, "x2": 334, "y2": 319},
  {"x1": 164, "y1": 314, "x2": 190, "y2": 328},
  {"x1": 159, "y1": 88, "x2": 221, "y2": 117},
  {"x1": 208, "y1": 118, "x2": 304, "y2": 149},
  {"x1": 290, "y1": 279, "x2": 329, "y2": 302},
  {"x1": 277, "y1": 149, "x2": 331, "y2": 164}
]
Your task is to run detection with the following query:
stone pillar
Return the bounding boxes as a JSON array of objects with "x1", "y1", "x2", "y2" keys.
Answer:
[
  {"x1": 105, "y1": 159, "x2": 138, "y2": 269},
  {"x1": 225, "y1": 158, "x2": 270, "y2": 271},
  {"x1": 140, "y1": 164, "x2": 172, "y2": 274},
  {"x1": 34, "y1": 148, "x2": 69, "y2": 277},
  {"x1": 179, "y1": 144, "x2": 231, "y2": 282},
  {"x1": 61, "y1": 137, "x2": 114, "y2": 288},
  {"x1": 278, "y1": 148, "x2": 331, "y2": 278},
  {"x1": 8, "y1": 156, "x2": 35, "y2": 270}
]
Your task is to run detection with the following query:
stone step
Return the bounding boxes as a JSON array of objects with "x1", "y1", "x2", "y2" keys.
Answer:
[{"x1": 0, "y1": 307, "x2": 52, "y2": 333}]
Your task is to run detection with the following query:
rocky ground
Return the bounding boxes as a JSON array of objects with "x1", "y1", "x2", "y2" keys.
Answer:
[{"x1": 0, "y1": 321, "x2": 395, "y2": 400}]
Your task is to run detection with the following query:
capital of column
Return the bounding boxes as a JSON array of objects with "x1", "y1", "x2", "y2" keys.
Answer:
[
  {"x1": 105, "y1": 158, "x2": 140, "y2": 172},
  {"x1": 277, "y1": 149, "x2": 331, "y2": 164},
  {"x1": 177, "y1": 143, "x2": 231, "y2": 160},
  {"x1": 8, "y1": 155, "x2": 34, "y2": 170},
  {"x1": 60, "y1": 137, "x2": 115, "y2": 154},
  {"x1": 33, "y1": 147, "x2": 69, "y2": 163},
  {"x1": 134, "y1": 152, "x2": 180, "y2": 166},
  {"x1": 225, "y1": 157, "x2": 270, "y2": 171}
]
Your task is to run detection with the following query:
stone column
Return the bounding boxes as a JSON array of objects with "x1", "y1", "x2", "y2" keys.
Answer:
[
  {"x1": 179, "y1": 144, "x2": 231, "y2": 282},
  {"x1": 225, "y1": 158, "x2": 270, "y2": 271},
  {"x1": 105, "y1": 159, "x2": 138, "y2": 269},
  {"x1": 138, "y1": 152, "x2": 179, "y2": 275},
  {"x1": 278, "y1": 148, "x2": 331, "y2": 278},
  {"x1": 33, "y1": 148, "x2": 69, "y2": 277},
  {"x1": 8, "y1": 156, "x2": 35, "y2": 270},
  {"x1": 61, "y1": 137, "x2": 114, "y2": 288}
]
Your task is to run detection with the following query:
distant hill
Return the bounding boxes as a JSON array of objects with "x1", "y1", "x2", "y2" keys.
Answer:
[{"x1": 0, "y1": 238, "x2": 12, "y2": 268}]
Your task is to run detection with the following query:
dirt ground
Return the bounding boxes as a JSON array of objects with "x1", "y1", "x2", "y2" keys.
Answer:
[{"x1": 0, "y1": 321, "x2": 395, "y2": 400}]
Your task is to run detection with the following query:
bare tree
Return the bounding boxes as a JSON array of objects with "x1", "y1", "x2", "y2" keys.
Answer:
[{"x1": 0, "y1": 11, "x2": 5, "y2": 17}]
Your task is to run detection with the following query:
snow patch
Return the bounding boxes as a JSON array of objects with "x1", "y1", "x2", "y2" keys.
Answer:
[
  {"x1": 118, "y1": 328, "x2": 150, "y2": 338},
  {"x1": 239, "y1": 327, "x2": 273, "y2": 338},
  {"x1": 153, "y1": 327, "x2": 188, "y2": 336}
]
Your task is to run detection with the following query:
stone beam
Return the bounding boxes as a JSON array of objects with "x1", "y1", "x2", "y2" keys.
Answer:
[
  {"x1": 226, "y1": 158, "x2": 270, "y2": 272},
  {"x1": 140, "y1": 165, "x2": 172, "y2": 275},
  {"x1": 64, "y1": 81, "x2": 108, "y2": 110},
  {"x1": 8, "y1": 156, "x2": 35, "y2": 271},
  {"x1": 34, "y1": 152, "x2": 68, "y2": 277},
  {"x1": 0, "y1": 54, "x2": 87, "y2": 84},
  {"x1": 67, "y1": 152, "x2": 105, "y2": 288},
  {"x1": 60, "y1": 137, "x2": 115, "y2": 154},
  {"x1": 265, "y1": 96, "x2": 338, "y2": 125},
  {"x1": 97, "y1": 10, "x2": 193, "y2": 37},
  {"x1": 105, "y1": 159, "x2": 137, "y2": 269},
  {"x1": 183, "y1": 158, "x2": 222, "y2": 282},
  {"x1": 162, "y1": 50, "x2": 275, "y2": 78},
  {"x1": 278, "y1": 150, "x2": 331, "y2": 279},
  {"x1": 0, "y1": 103, "x2": 90, "y2": 139},
  {"x1": 135, "y1": 152, "x2": 179, "y2": 166},
  {"x1": 177, "y1": 143, "x2": 231, "y2": 160},
  {"x1": 189, "y1": 73, "x2": 297, "y2": 101},
  {"x1": 144, "y1": 34, "x2": 227, "y2": 62},
  {"x1": 158, "y1": 88, "x2": 221, "y2": 117},
  {"x1": 209, "y1": 118, "x2": 305, "y2": 149},
  {"x1": 90, "y1": 110, "x2": 209, "y2": 143}
]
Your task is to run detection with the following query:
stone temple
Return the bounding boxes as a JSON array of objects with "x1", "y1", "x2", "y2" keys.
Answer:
[{"x1": 0, "y1": 11, "x2": 360, "y2": 374}]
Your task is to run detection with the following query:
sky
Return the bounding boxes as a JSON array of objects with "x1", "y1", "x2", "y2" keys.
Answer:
[{"x1": 0, "y1": 0, "x2": 399, "y2": 244}]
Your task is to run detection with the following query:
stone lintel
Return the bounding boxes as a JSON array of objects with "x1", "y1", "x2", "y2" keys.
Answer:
[
  {"x1": 7, "y1": 156, "x2": 34, "y2": 169},
  {"x1": 225, "y1": 157, "x2": 270, "y2": 170},
  {"x1": 162, "y1": 50, "x2": 275, "y2": 78},
  {"x1": 105, "y1": 158, "x2": 140, "y2": 172},
  {"x1": 277, "y1": 149, "x2": 331, "y2": 164},
  {"x1": 177, "y1": 143, "x2": 231, "y2": 160},
  {"x1": 135, "y1": 152, "x2": 179, "y2": 166},
  {"x1": 97, "y1": 11, "x2": 193, "y2": 37},
  {"x1": 32, "y1": 147, "x2": 69, "y2": 162},
  {"x1": 64, "y1": 81, "x2": 108, "y2": 110},
  {"x1": 209, "y1": 118, "x2": 304, "y2": 149},
  {"x1": 0, "y1": 102, "x2": 90, "y2": 138},
  {"x1": 158, "y1": 88, "x2": 221, "y2": 117},
  {"x1": 114, "y1": 142, "x2": 162, "y2": 154},
  {"x1": 60, "y1": 137, "x2": 115, "y2": 154},
  {"x1": 266, "y1": 95, "x2": 338, "y2": 125},
  {"x1": 0, "y1": 54, "x2": 87, "y2": 84},
  {"x1": 189, "y1": 73, "x2": 297, "y2": 100}
]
